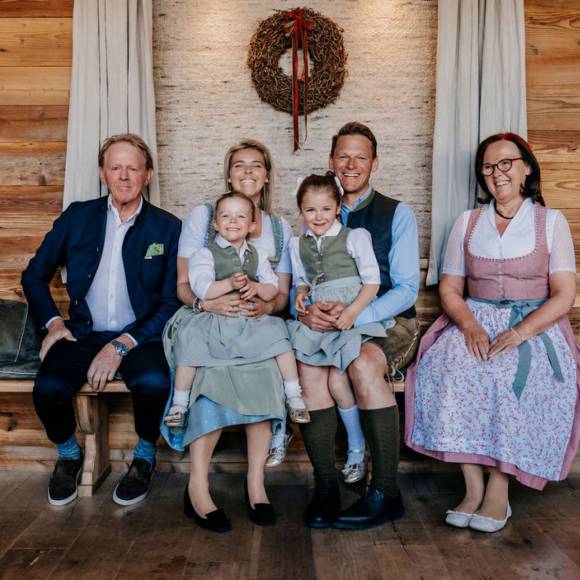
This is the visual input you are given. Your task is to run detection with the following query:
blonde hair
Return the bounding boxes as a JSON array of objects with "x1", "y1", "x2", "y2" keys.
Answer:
[
  {"x1": 98, "y1": 133, "x2": 154, "y2": 170},
  {"x1": 223, "y1": 139, "x2": 275, "y2": 214}
]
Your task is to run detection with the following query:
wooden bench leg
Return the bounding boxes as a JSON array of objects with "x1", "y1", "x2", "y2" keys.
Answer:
[{"x1": 74, "y1": 394, "x2": 111, "y2": 497}]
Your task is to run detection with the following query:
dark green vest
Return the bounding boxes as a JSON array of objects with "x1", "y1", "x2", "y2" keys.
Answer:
[
  {"x1": 209, "y1": 242, "x2": 259, "y2": 282},
  {"x1": 346, "y1": 190, "x2": 416, "y2": 319},
  {"x1": 299, "y1": 226, "x2": 359, "y2": 285}
]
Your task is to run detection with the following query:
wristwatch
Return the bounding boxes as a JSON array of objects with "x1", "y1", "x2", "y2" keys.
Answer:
[
  {"x1": 192, "y1": 297, "x2": 205, "y2": 314},
  {"x1": 110, "y1": 339, "x2": 130, "y2": 357}
]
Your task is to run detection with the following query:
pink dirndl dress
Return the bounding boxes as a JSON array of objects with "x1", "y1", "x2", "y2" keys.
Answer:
[{"x1": 405, "y1": 205, "x2": 580, "y2": 490}]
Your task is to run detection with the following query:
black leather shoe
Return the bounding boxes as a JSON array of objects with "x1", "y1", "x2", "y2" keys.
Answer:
[
  {"x1": 304, "y1": 480, "x2": 341, "y2": 529},
  {"x1": 244, "y1": 480, "x2": 276, "y2": 526},
  {"x1": 183, "y1": 486, "x2": 232, "y2": 533},
  {"x1": 333, "y1": 487, "x2": 404, "y2": 530},
  {"x1": 112, "y1": 458, "x2": 155, "y2": 506},
  {"x1": 48, "y1": 453, "x2": 84, "y2": 506}
]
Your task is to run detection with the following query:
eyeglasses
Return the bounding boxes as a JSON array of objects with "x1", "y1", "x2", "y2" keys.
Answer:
[{"x1": 480, "y1": 157, "x2": 523, "y2": 176}]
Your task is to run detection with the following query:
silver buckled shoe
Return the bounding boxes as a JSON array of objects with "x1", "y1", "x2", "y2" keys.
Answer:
[
  {"x1": 286, "y1": 396, "x2": 310, "y2": 424},
  {"x1": 265, "y1": 430, "x2": 293, "y2": 468},
  {"x1": 341, "y1": 450, "x2": 367, "y2": 484}
]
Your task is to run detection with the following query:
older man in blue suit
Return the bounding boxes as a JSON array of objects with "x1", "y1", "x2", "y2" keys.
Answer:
[{"x1": 22, "y1": 134, "x2": 181, "y2": 506}]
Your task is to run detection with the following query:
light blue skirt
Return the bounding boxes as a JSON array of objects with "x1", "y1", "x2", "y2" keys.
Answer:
[{"x1": 162, "y1": 395, "x2": 281, "y2": 451}]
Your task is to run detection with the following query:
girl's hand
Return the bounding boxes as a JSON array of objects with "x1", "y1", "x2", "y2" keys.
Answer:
[
  {"x1": 488, "y1": 328, "x2": 524, "y2": 359},
  {"x1": 201, "y1": 293, "x2": 243, "y2": 317},
  {"x1": 335, "y1": 307, "x2": 356, "y2": 330},
  {"x1": 295, "y1": 293, "x2": 309, "y2": 315},
  {"x1": 230, "y1": 272, "x2": 248, "y2": 290},
  {"x1": 240, "y1": 280, "x2": 259, "y2": 301},
  {"x1": 461, "y1": 323, "x2": 490, "y2": 361}
]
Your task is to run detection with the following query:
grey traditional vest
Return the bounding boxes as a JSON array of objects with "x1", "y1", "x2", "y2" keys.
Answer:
[
  {"x1": 345, "y1": 189, "x2": 416, "y2": 319},
  {"x1": 209, "y1": 242, "x2": 259, "y2": 282},
  {"x1": 299, "y1": 226, "x2": 359, "y2": 286},
  {"x1": 204, "y1": 202, "x2": 284, "y2": 269}
]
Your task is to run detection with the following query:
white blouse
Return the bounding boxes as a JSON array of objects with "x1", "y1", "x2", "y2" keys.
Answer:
[
  {"x1": 443, "y1": 198, "x2": 576, "y2": 276},
  {"x1": 289, "y1": 221, "x2": 381, "y2": 288},
  {"x1": 188, "y1": 235, "x2": 279, "y2": 300},
  {"x1": 178, "y1": 204, "x2": 293, "y2": 274}
]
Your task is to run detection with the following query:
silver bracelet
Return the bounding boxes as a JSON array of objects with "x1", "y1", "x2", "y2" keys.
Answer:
[{"x1": 510, "y1": 327, "x2": 525, "y2": 343}]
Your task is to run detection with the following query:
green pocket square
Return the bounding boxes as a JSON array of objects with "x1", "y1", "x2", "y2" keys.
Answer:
[{"x1": 145, "y1": 243, "x2": 164, "y2": 258}]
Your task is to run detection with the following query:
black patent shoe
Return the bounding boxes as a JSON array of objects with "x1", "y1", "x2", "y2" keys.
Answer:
[
  {"x1": 304, "y1": 480, "x2": 341, "y2": 529},
  {"x1": 113, "y1": 458, "x2": 155, "y2": 506},
  {"x1": 333, "y1": 487, "x2": 404, "y2": 530},
  {"x1": 183, "y1": 486, "x2": 232, "y2": 533},
  {"x1": 244, "y1": 480, "x2": 276, "y2": 526},
  {"x1": 48, "y1": 453, "x2": 84, "y2": 506}
]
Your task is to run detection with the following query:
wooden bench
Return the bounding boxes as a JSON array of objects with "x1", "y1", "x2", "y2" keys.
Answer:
[
  {"x1": 1, "y1": 263, "x2": 576, "y2": 494},
  {"x1": 0, "y1": 379, "x2": 128, "y2": 497},
  {"x1": 0, "y1": 375, "x2": 406, "y2": 496}
]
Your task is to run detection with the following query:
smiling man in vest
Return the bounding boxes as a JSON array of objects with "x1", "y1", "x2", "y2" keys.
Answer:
[
  {"x1": 22, "y1": 134, "x2": 181, "y2": 507},
  {"x1": 298, "y1": 122, "x2": 420, "y2": 530}
]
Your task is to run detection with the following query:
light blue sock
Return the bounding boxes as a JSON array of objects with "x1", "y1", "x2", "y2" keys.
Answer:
[
  {"x1": 133, "y1": 437, "x2": 156, "y2": 466},
  {"x1": 338, "y1": 405, "x2": 366, "y2": 464},
  {"x1": 57, "y1": 434, "x2": 81, "y2": 460}
]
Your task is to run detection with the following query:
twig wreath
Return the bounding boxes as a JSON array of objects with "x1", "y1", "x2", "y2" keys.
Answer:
[{"x1": 248, "y1": 8, "x2": 347, "y2": 150}]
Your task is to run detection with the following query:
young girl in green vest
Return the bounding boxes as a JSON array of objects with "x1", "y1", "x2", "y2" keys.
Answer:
[
  {"x1": 164, "y1": 192, "x2": 309, "y2": 431},
  {"x1": 287, "y1": 173, "x2": 395, "y2": 483}
]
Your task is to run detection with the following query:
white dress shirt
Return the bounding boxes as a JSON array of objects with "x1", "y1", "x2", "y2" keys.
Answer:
[
  {"x1": 189, "y1": 234, "x2": 280, "y2": 300},
  {"x1": 84, "y1": 196, "x2": 141, "y2": 343},
  {"x1": 289, "y1": 221, "x2": 381, "y2": 288}
]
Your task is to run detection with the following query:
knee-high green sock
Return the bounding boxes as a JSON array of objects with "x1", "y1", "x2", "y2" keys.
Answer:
[
  {"x1": 359, "y1": 406, "x2": 400, "y2": 497},
  {"x1": 299, "y1": 407, "x2": 338, "y2": 484}
]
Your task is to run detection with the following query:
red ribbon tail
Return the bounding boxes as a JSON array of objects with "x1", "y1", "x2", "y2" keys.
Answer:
[
  {"x1": 292, "y1": 35, "x2": 300, "y2": 151},
  {"x1": 302, "y1": 28, "x2": 309, "y2": 147}
]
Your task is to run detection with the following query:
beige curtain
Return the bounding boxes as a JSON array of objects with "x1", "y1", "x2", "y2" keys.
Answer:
[
  {"x1": 63, "y1": 0, "x2": 159, "y2": 208},
  {"x1": 427, "y1": 0, "x2": 527, "y2": 285}
]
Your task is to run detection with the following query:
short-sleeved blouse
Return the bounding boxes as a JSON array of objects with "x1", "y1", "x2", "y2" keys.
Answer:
[
  {"x1": 442, "y1": 198, "x2": 576, "y2": 277},
  {"x1": 178, "y1": 204, "x2": 293, "y2": 274}
]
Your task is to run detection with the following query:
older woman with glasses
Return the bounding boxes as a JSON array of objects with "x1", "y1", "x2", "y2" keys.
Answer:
[{"x1": 405, "y1": 132, "x2": 579, "y2": 532}]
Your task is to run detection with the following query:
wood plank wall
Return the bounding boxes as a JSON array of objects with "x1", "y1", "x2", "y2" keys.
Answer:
[
  {"x1": 0, "y1": 0, "x2": 578, "y2": 470},
  {"x1": 0, "y1": 0, "x2": 72, "y2": 312},
  {"x1": 526, "y1": 0, "x2": 580, "y2": 336}
]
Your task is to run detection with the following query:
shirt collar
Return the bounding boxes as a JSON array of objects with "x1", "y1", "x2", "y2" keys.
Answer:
[
  {"x1": 344, "y1": 185, "x2": 373, "y2": 211},
  {"x1": 305, "y1": 220, "x2": 342, "y2": 239},
  {"x1": 215, "y1": 234, "x2": 249, "y2": 255},
  {"x1": 107, "y1": 195, "x2": 143, "y2": 226}
]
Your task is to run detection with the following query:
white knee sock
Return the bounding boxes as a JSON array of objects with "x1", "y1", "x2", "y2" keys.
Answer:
[{"x1": 338, "y1": 404, "x2": 365, "y2": 464}]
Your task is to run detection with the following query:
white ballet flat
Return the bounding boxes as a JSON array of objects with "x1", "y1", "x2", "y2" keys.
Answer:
[
  {"x1": 469, "y1": 504, "x2": 512, "y2": 533},
  {"x1": 445, "y1": 509, "x2": 475, "y2": 528}
]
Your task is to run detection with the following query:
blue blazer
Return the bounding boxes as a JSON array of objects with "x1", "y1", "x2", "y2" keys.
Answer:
[{"x1": 22, "y1": 196, "x2": 182, "y2": 344}]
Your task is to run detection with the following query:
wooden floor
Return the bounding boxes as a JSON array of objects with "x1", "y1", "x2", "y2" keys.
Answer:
[{"x1": 0, "y1": 470, "x2": 578, "y2": 580}]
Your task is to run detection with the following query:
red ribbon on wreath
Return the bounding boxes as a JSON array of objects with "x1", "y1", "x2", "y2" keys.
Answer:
[{"x1": 284, "y1": 9, "x2": 314, "y2": 151}]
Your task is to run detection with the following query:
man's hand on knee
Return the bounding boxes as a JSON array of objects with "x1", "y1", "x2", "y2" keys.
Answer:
[
  {"x1": 299, "y1": 301, "x2": 339, "y2": 332},
  {"x1": 87, "y1": 343, "x2": 123, "y2": 392},
  {"x1": 40, "y1": 318, "x2": 77, "y2": 361}
]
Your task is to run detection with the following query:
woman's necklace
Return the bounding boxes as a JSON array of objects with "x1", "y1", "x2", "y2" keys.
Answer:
[{"x1": 494, "y1": 203, "x2": 519, "y2": 220}]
